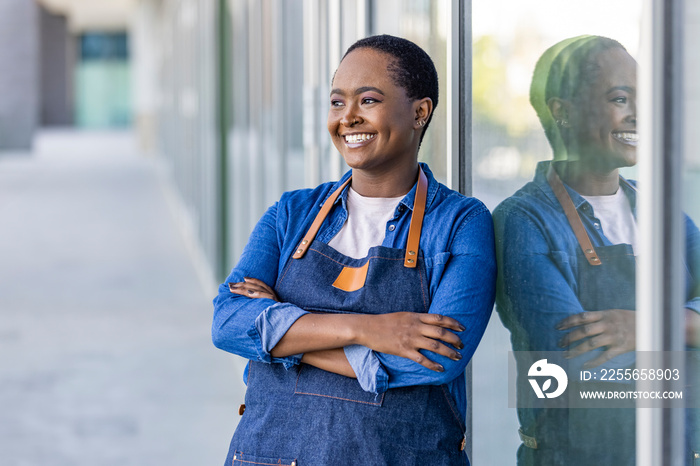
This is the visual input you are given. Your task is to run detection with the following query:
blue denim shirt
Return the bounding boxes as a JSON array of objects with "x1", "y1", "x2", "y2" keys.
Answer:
[
  {"x1": 494, "y1": 160, "x2": 700, "y2": 357},
  {"x1": 212, "y1": 163, "x2": 496, "y2": 421}
]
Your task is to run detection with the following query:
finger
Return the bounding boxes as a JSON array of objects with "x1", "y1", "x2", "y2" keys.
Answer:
[
  {"x1": 565, "y1": 334, "x2": 612, "y2": 359},
  {"x1": 556, "y1": 311, "x2": 603, "y2": 330},
  {"x1": 237, "y1": 282, "x2": 272, "y2": 294},
  {"x1": 228, "y1": 282, "x2": 245, "y2": 291},
  {"x1": 410, "y1": 350, "x2": 445, "y2": 372},
  {"x1": 418, "y1": 337, "x2": 463, "y2": 361},
  {"x1": 230, "y1": 287, "x2": 254, "y2": 297},
  {"x1": 243, "y1": 278, "x2": 280, "y2": 300},
  {"x1": 558, "y1": 322, "x2": 607, "y2": 347},
  {"x1": 244, "y1": 277, "x2": 274, "y2": 291},
  {"x1": 420, "y1": 313, "x2": 466, "y2": 332},
  {"x1": 229, "y1": 284, "x2": 276, "y2": 300},
  {"x1": 423, "y1": 325, "x2": 464, "y2": 350}
]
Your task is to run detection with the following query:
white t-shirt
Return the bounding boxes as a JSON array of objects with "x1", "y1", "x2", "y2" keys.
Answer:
[
  {"x1": 327, "y1": 187, "x2": 404, "y2": 259},
  {"x1": 582, "y1": 188, "x2": 637, "y2": 254}
]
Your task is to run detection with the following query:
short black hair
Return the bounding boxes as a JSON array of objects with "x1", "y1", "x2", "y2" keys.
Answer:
[
  {"x1": 343, "y1": 34, "x2": 439, "y2": 143},
  {"x1": 546, "y1": 36, "x2": 625, "y2": 103}
]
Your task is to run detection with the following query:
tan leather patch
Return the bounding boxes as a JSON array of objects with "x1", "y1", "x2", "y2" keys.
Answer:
[{"x1": 332, "y1": 261, "x2": 370, "y2": 292}]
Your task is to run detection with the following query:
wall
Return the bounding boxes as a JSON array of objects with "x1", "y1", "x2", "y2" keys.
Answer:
[
  {"x1": 0, "y1": 0, "x2": 39, "y2": 150},
  {"x1": 40, "y1": 7, "x2": 75, "y2": 126}
]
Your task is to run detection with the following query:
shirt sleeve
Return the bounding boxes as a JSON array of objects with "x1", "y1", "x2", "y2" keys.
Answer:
[
  {"x1": 349, "y1": 207, "x2": 497, "y2": 392},
  {"x1": 344, "y1": 345, "x2": 389, "y2": 393},
  {"x1": 493, "y1": 206, "x2": 636, "y2": 375},
  {"x1": 494, "y1": 208, "x2": 585, "y2": 352},
  {"x1": 212, "y1": 201, "x2": 308, "y2": 367}
]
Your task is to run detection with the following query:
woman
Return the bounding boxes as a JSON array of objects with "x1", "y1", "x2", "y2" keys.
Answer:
[
  {"x1": 212, "y1": 35, "x2": 496, "y2": 466},
  {"x1": 494, "y1": 35, "x2": 700, "y2": 465}
]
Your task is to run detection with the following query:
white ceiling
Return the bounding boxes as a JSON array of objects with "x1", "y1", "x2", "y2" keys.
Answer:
[{"x1": 36, "y1": 0, "x2": 137, "y2": 32}]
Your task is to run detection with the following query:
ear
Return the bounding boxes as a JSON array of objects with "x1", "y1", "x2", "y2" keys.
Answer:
[
  {"x1": 547, "y1": 97, "x2": 571, "y2": 127},
  {"x1": 413, "y1": 97, "x2": 434, "y2": 128}
]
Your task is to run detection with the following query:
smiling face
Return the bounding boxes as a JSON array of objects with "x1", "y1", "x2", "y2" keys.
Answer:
[
  {"x1": 327, "y1": 48, "x2": 427, "y2": 175},
  {"x1": 566, "y1": 47, "x2": 637, "y2": 171}
]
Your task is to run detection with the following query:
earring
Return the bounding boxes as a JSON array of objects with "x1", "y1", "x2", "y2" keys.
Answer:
[
  {"x1": 556, "y1": 119, "x2": 569, "y2": 128},
  {"x1": 417, "y1": 120, "x2": 426, "y2": 127}
]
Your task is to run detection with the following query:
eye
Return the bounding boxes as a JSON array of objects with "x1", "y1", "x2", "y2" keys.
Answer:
[
  {"x1": 330, "y1": 99, "x2": 345, "y2": 108},
  {"x1": 611, "y1": 96, "x2": 627, "y2": 104},
  {"x1": 362, "y1": 97, "x2": 379, "y2": 105}
]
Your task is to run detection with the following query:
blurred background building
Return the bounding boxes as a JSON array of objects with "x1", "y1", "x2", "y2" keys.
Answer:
[{"x1": 1, "y1": 0, "x2": 698, "y2": 464}]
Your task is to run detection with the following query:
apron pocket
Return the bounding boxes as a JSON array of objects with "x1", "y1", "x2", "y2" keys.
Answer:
[
  {"x1": 232, "y1": 451, "x2": 297, "y2": 466},
  {"x1": 294, "y1": 364, "x2": 384, "y2": 406}
]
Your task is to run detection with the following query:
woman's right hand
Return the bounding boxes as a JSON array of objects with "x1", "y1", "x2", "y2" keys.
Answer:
[
  {"x1": 229, "y1": 277, "x2": 279, "y2": 302},
  {"x1": 555, "y1": 309, "x2": 635, "y2": 368},
  {"x1": 356, "y1": 312, "x2": 465, "y2": 372}
]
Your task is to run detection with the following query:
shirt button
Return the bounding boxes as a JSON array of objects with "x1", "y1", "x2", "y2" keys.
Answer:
[
  {"x1": 398, "y1": 205, "x2": 406, "y2": 212},
  {"x1": 594, "y1": 222, "x2": 600, "y2": 229},
  {"x1": 388, "y1": 225, "x2": 396, "y2": 232}
]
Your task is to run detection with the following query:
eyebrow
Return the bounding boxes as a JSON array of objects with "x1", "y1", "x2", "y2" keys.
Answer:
[
  {"x1": 606, "y1": 86, "x2": 635, "y2": 94},
  {"x1": 330, "y1": 86, "x2": 385, "y2": 97}
]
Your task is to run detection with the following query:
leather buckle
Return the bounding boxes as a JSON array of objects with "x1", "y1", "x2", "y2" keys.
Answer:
[{"x1": 518, "y1": 428, "x2": 538, "y2": 449}]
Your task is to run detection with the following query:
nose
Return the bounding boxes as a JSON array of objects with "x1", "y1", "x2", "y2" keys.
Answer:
[
  {"x1": 339, "y1": 104, "x2": 361, "y2": 127},
  {"x1": 627, "y1": 98, "x2": 637, "y2": 125}
]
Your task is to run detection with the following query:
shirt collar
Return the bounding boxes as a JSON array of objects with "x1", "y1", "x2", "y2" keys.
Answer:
[
  {"x1": 327, "y1": 162, "x2": 439, "y2": 213},
  {"x1": 534, "y1": 160, "x2": 637, "y2": 213}
]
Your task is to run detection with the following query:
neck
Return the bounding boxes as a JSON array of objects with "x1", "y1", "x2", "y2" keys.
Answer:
[
  {"x1": 350, "y1": 161, "x2": 420, "y2": 198},
  {"x1": 555, "y1": 161, "x2": 620, "y2": 196}
]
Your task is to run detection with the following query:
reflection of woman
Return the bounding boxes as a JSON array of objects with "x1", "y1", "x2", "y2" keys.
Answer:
[
  {"x1": 494, "y1": 36, "x2": 700, "y2": 465},
  {"x1": 213, "y1": 35, "x2": 496, "y2": 465}
]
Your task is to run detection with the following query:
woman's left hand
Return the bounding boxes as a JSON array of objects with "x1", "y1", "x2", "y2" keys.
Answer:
[
  {"x1": 555, "y1": 309, "x2": 636, "y2": 368},
  {"x1": 229, "y1": 277, "x2": 280, "y2": 302}
]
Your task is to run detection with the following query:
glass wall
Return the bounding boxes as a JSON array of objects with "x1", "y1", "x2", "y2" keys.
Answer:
[
  {"x1": 224, "y1": 0, "x2": 305, "y2": 268},
  {"x1": 156, "y1": 0, "x2": 222, "y2": 283},
  {"x1": 682, "y1": 2, "x2": 700, "y2": 463},
  {"x1": 149, "y1": 0, "x2": 698, "y2": 462},
  {"x1": 683, "y1": 2, "x2": 700, "y2": 224},
  {"x1": 470, "y1": 1, "x2": 644, "y2": 464}
]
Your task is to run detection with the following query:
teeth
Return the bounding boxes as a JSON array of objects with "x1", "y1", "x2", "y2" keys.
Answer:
[
  {"x1": 344, "y1": 133, "x2": 376, "y2": 144},
  {"x1": 614, "y1": 132, "x2": 638, "y2": 143}
]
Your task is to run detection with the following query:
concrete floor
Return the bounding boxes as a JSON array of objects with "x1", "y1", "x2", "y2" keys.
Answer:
[{"x1": 0, "y1": 130, "x2": 246, "y2": 466}]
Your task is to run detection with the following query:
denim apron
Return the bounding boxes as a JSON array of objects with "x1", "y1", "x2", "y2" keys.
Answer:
[
  {"x1": 517, "y1": 167, "x2": 636, "y2": 466},
  {"x1": 225, "y1": 167, "x2": 468, "y2": 466}
]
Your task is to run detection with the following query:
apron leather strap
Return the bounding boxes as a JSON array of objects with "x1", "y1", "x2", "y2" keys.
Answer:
[
  {"x1": 292, "y1": 166, "x2": 428, "y2": 269},
  {"x1": 546, "y1": 165, "x2": 602, "y2": 266},
  {"x1": 292, "y1": 178, "x2": 352, "y2": 260},
  {"x1": 404, "y1": 167, "x2": 428, "y2": 268}
]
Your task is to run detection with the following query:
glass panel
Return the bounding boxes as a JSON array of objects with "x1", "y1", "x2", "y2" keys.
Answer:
[
  {"x1": 470, "y1": 1, "x2": 643, "y2": 464},
  {"x1": 226, "y1": 0, "x2": 251, "y2": 265},
  {"x1": 225, "y1": 0, "x2": 304, "y2": 264},
  {"x1": 683, "y1": 0, "x2": 700, "y2": 461}
]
